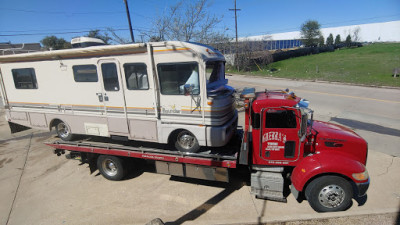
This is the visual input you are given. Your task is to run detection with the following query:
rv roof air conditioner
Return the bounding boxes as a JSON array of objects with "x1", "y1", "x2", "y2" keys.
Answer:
[{"x1": 71, "y1": 37, "x2": 106, "y2": 48}]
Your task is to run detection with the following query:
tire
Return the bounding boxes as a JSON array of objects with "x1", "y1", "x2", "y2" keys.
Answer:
[
  {"x1": 56, "y1": 121, "x2": 75, "y2": 141},
  {"x1": 305, "y1": 175, "x2": 353, "y2": 212},
  {"x1": 97, "y1": 155, "x2": 126, "y2": 181},
  {"x1": 174, "y1": 130, "x2": 200, "y2": 153}
]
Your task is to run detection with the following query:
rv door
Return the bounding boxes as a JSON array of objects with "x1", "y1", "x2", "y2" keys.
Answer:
[
  {"x1": 157, "y1": 62, "x2": 203, "y2": 123},
  {"x1": 97, "y1": 59, "x2": 129, "y2": 135}
]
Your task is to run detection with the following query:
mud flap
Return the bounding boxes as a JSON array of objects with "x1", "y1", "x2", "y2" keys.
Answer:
[
  {"x1": 8, "y1": 121, "x2": 31, "y2": 133},
  {"x1": 86, "y1": 153, "x2": 98, "y2": 174}
]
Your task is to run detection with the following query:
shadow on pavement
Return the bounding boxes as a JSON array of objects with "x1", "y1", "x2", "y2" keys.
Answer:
[
  {"x1": 164, "y1": 173, "x2": 245, "y2": 225},
  {"x1": 397, "y1": 204, "x2": 400, "y2": 225},
  {"x1": 330, "y1": 117, "x2": 400, "y2": 137}
]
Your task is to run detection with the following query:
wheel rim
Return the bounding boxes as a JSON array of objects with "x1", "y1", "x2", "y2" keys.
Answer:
[
  {"x1": 177, "y1": 132, "x2": 196, "y2": 150},
  {"x1": 318, "y1": 184, "x2": 345, "y2": 208},
  {"x1": 102, "y1": 159, "x2": 118, "y2": 177},
  {"x1": 57, "y1": 123, "x2": 70, "y2": 139}
]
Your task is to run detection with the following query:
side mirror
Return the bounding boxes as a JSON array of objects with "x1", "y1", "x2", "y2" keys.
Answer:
[{"x1": 184, "y1": 84, "x2": 193, "y2": 96}]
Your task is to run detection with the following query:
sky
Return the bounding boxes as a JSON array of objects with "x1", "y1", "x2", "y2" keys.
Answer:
[{"x1": 0, "y1": 0, "x2": 399, "y2": 44}]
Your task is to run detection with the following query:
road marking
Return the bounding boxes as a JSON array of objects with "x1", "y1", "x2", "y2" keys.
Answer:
[{"x1": 230, "y1": 81, "x2": 400, "y2": 104}]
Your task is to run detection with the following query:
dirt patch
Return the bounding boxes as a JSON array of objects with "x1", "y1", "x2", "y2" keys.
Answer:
[
  {"x1": 0, "y1": 158, "x2": 13, "y2": 168},
  {"x1": 37, "y1": 160, "x2": 70, "y2": 178}
]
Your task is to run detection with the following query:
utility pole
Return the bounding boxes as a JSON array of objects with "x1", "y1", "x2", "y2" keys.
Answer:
[
  {"x1": 229, "y1": 0, "x2": 240, "y2": 71},
  {"x1": 124, "y1": 0, "x2": 135, "y2": 43}
]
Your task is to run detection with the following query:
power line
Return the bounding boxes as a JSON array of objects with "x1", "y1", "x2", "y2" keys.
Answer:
[
  {"x1": 0, "y1": 7, "x2": 153, "y2": 19},
  {"x1": 0, "y1": 7, "x2": 125, "y2": 15},
  {"x1": 0, "y1": 27, "x2": 153, "y2": 37}
]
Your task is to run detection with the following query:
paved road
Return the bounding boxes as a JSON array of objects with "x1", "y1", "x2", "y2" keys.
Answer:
[{"x1": 229, "y1": 75, "x2": 400, "y2": 157}]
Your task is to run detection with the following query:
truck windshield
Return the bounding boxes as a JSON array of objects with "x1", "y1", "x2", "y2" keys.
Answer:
[{"x1": 206, "y1": 61, "x2": 232, "y2": 96}]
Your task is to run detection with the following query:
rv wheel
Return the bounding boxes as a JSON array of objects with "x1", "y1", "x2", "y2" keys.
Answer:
[
  {"x1": 305, "y1": 175, "x2": 353, "y2": 212},
  {"x1": 97, "y1": 155, "x2": 126, "y2": 181},
  {"x1": 174, "y1": 130, "x2": 200, "y2": 153},
  {"x1": 56, "y1": 121, "x2": 75, "y2": 141}
]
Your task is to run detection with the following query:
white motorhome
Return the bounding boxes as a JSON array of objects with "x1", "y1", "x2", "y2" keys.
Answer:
[{"x1": 0, "y1": 41, "x2": 237, "y2": 152}]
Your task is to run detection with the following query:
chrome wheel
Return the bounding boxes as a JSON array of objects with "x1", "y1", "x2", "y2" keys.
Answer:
[
  {"x1": 102, "y1": 159, "x2": 118, "y2": 177},
  {"x1": 318, "y1": 184, "x2": 345, "y2": 208},
  {"x1": 177, "y1": 131, "x2": 196, "y2": 150},
  {"x1": 57, "y1": 122, "x2": 70, "y2": 139}
]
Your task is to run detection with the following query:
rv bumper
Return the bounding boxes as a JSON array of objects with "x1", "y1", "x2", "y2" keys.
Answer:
[{"x1": 206, "y1": 110, "x2": 238, "y2": 147}]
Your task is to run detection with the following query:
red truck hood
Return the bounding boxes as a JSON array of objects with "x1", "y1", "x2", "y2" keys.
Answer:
[{"x1": 312, "y1": 120, "x2": 368, "y2": 165}]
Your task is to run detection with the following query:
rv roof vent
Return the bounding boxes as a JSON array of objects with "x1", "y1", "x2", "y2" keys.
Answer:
[{"x1": 71, "y1": 37, "x2": 106, "y2": 48}]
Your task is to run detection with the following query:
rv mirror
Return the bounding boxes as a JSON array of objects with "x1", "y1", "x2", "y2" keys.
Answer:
[{"x1": 184, "y1": 84, "x2": 193, "y2": 96}]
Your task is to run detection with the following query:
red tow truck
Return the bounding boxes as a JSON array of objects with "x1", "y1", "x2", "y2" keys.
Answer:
[{"x1": 47, "y1": 88, "x2": 369, "y2": 212}]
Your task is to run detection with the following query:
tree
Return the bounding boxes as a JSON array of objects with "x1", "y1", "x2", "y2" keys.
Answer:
[
  {"x1": 345, "y1": 34, "x2": 352, "y2": 47},
  {"x1": 86, "y1": 30, "x2": 112, "y2": 44},
  {"x1": 334, "y1": 34, "x2": 341, "y2": 44},
  {"x1": 300, "y1": 20, "x2": 322, "y2": 47},
  {"x1": 326, "y1": 33, "x2": 334, "y2": 46},
  {"x1": 40, "y1": 36, "x2": 71, "y2": 50},
  {"x1": 352, "y1": 27, "x2": 361, "y2": 42},
  {"x1": 318, "y1": 35, "x2": 325, "y2": 47},
  {"x1": 148, "y1": 0, "x2": 224, "y2": 43},
  {"x1": 107, "y1": 28, "x2": 130, "y2": 44}
]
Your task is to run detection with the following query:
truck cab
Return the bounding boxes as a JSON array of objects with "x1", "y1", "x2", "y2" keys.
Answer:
[{"x1": 241, "y1": 88, "x2": 369, "y2": 212}]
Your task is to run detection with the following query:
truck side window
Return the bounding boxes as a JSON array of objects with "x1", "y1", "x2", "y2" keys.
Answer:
[
  {"x1": 157, "y1": 62, "x2": 199, "y2": 95},
  {"x1": 124, "y1": 63, "x2": 149, "y2": 90},
  {"x1": 101, "y1": 63, "x2": 120, "y2": 91},
  {"x1": 12, "y1": 68, "x2": 38, "y2": 89},
  {"x1": 251, "y1": 111, "x2": 260, "y2": 129},
  {"x1": 73, "y1": 65, "x2": 98, "y2": 82},
  {"x1": 265, "y1": 110, "x2": 296, "y2": 128}
]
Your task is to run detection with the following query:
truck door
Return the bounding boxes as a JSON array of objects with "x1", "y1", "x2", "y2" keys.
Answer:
[
  {"x1": 156, "y1": 62, "x2": 202, "y2": 123},
  {"x1": 98, "y1": 59, "x2": 129, "y2": 135},
  {"x1": 260, "y1": 107, "x2": 300, "y2": 164}
]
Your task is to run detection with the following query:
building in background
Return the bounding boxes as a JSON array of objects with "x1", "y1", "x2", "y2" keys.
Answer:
[
  {"x1": 0, "y1": 42, "x2": 41, "y2": 55},
  {"x1": 247, "y1": 20, "x2": 400, "y2": 43}
]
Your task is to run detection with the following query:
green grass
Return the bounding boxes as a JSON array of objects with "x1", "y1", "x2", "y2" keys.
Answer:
[{"x1": 229, "y1": 43, "x2": 400, "y2": 87}]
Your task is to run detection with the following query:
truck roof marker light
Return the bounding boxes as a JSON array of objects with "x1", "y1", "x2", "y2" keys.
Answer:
[
  {"x1": 207, "y1": 100, "x2": 213, "y2": 106},
  {"x1": 352, "y1": 169, "x2": 369, "y2": 181}
]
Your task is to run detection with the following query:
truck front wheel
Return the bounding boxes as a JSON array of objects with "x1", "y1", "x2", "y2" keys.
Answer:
[
  {"x1": 97, "y1": 155, "x2": 126, "y2": 181},
  {"x1": 305, "y1": 175, "x2": 353, "y2": 212}
]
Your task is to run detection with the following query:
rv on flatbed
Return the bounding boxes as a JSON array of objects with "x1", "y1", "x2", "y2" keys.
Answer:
[{"x1": 0, "y1": 41, "x2": 237, "y2": 152}]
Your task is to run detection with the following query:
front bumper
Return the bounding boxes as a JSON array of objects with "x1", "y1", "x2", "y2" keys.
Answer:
[
  {"x1": 356, "y1": 178, "x2": 370, "y2": 197},
  {"x1": 206, "y1": 110, "x2": 238, "y2": 147}
]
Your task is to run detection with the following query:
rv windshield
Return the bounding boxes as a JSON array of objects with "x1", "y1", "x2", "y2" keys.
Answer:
[{"x1": 206, "y1": 61, "x2": 232, "y2": 96}]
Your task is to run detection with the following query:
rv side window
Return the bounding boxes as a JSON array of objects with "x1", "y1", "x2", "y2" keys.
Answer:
[
  {"x1": 73, "y1": 65, "x2": 98, "y2": 82},
  {"x1": 12, "y1": 68, "x2": 38, "y2": 89},
  {"x1": 157, "y1": 62, "x2": 199, "y2": 95},
  {"x1": 101, "y1": 63, "x2": 120, "y2": 91},
  {"x1": 124, "y1": 63, "x2": 149, "y2": 90}
]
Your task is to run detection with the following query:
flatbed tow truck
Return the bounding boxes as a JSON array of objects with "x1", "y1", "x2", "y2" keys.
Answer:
[{"x1": 46, "y1": 88, "x2": 370, "y2": 212}]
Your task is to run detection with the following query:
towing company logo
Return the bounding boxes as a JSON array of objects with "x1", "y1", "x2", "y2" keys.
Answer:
[{"x1": 262, "y1": 132, "x2": 287, "y2": 143}]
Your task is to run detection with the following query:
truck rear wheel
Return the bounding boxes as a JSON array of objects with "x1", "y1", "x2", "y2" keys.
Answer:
[
  {"x1": 305, "y1": 175, "x2": 353, "y2": 212},
  {"x1": 97, "y1": 155, "x2": 126, "y2": 181},
  {"x1": 56, "y1": 121, "x2": 75, "y2": 141},
  {"x1": 174, "y1": 130, "x2": 200, "y2": 153}
]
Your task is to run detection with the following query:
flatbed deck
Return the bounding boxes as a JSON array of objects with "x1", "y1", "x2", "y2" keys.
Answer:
[{"x1": 45, "y1": 133, "x2": 241, "y2": 168}]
